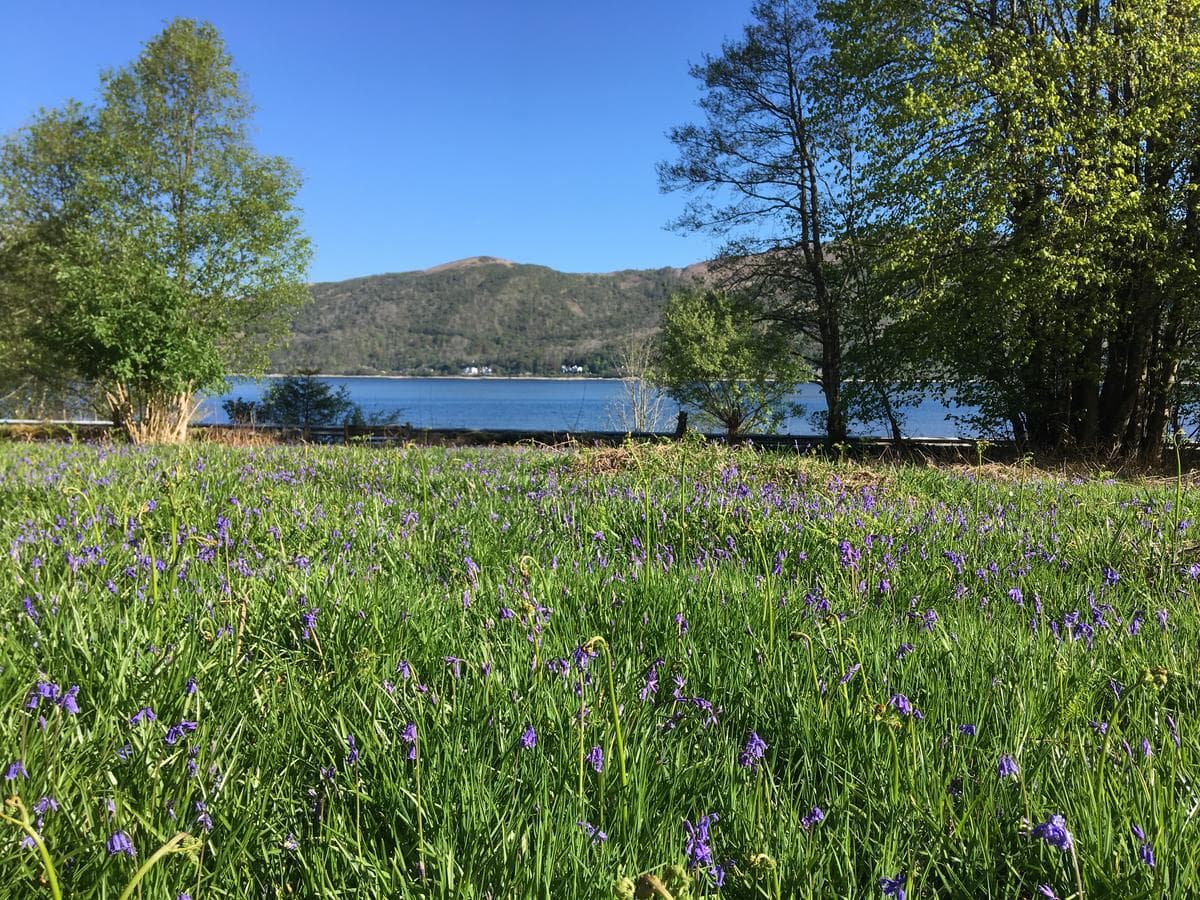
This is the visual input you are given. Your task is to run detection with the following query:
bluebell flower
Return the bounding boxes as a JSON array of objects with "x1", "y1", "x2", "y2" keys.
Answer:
[
  {"x1": 345, "y1": 734, "x2": 360, "y2": 765},
  {"x1": 997, "y1": 754, "x2": 1019, "y2": 779},
  {"x1": 5, "y1": 760, "x2": 28, "y2": 781},
  {"x1": 165, "y1": 721, "x2": 197, "y2": 745},
  {"x1": 959, "y1": 724, "x2": 977, "y2": 736},
  {"x1": 586, "y1": 744, "x2": 603, "y2": 773},
  {"x1": 684, "y1": 813, "x2": 716, "y2": 866},
  {"x1": 194, "y1": 801, "x2": 213, "y2": 832},
  {"x1": 801, "y1": 806, "x2": 825, "y2": 829},
  {"x1": 58, "y1": 685, "x2": 80, "y2": 715},
  {"x1": 106, "y1": 830, "x2": 136, "y2": 858},
  {"x1": 890, "y1": 694, "x2": 923, "y2": 719},
  {"x1": 401, "y1": 722, "x2": 417, "y2": 761},
  {"x1": 739, "y1": 731, "x2": 768, "y2": 768},
  {"x1": 1031, "y1": 814, "x2": 1073, "y2": 851},
  {"x1": 880, "y1": 871, "x2": 906, "y2": 899},
  {"x1": 577, "y1": 820, "x2": 607, "y2": 844},
  {"x1": 520, "y1": 724, "x2": 537, "y2": 750},
  {"x1": 1132, "y1": 824, "x2": 1155, "y2": 867}
]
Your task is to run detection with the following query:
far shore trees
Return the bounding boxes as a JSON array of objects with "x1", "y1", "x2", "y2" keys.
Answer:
[
  {"x1": 652, "y1": 288, "x2": 808, "y2": 438},
  {"x1": 0, "y1": 19, "x2": 310, "y2": 443}
]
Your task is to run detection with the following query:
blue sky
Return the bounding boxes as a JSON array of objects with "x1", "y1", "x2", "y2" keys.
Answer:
[{"x1": 1, "y1": 1, "x2": 754, "y2": 282}]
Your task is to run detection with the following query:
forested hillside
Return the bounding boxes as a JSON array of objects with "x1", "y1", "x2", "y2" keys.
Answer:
[{"x1": 271, "y1": 257, "x2": 700, "y2": 376}]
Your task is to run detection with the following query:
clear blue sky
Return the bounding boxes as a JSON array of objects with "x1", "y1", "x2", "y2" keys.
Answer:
[{"x1": 1, "y1": 1, "x2": 754, "y2": 282}]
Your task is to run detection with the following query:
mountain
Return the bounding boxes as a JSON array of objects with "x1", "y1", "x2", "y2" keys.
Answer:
[{"x1": 270, "y1": 257, "x2": 702, "y2": 376}]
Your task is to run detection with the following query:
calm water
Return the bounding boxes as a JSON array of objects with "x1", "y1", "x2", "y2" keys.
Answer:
[{"x1": 199, "y1": 377, "x2": 976, "y2": 438}]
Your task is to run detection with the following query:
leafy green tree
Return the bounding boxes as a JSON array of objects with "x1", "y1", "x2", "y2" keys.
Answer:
[
  {"x1": 257, "y1": 375, "x2": 362, "y2": 428},
  {"x1": 661, "y1": 0, "x2": 887, "y2": 442},
  {"x1": 651, "y1": 288, "x2": 809, "y2": 437},
  {"x1": 0, "y1": 19, "x2": 310, "y2": 443},
  {"x1": 825, "y1": 0, "x2": 1200, "y2": 457}
]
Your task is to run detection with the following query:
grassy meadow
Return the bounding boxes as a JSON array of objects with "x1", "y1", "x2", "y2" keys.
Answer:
[{"x1": 1, "y1": 440, "x2": 1197, "y2": 898}]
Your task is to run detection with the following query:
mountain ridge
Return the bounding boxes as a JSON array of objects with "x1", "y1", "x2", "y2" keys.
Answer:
[{"x1": 271, "y1": 257, "x2": 704, "y2": 377}]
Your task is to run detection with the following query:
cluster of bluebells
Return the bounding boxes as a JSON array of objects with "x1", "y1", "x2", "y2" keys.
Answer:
[
  {"x1": 1132, "y1": 824, "x2": 1155, "y2": 868},
  {"x1": 880, "y1": 871, "x2": 907, "y2": 899},
  {"x1": 1031, "y1": 814, "x2": 1073, "y2": 852},
  {"x1": 738, "y1": 731, "x2": 768, "y2": 769},
  {"x1": 26, "y1": 680, "x2": 80, "y2": 716},
  {"x1": 683, "y1": 813, "x2": 725, "y2": 887},
  {"x1": 997, "y1": 754, "x2": 1020, "y2": 779}
]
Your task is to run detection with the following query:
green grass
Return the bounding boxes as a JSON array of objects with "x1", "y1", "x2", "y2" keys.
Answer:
[{"x1": 0, "y1": 440, "x2": 1196, "y2": 898}]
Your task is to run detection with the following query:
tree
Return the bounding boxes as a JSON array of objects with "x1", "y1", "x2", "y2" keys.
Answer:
[
  {"x1": 661, "y1": 0, "x2": 864, "y2": 442},
  {"x1": 607, "y1": 332, "x2": 669, "y2": 433},
  {"x1": 0, "y1": 19, "x2": 310, "y2": 443},
  {"x1": 221, "y1": 396, "x2": 259, "y2": 425},
  {"x1": 825, "y1": 0, "x2": 1200, "y2": 457},
  {"x1": 651, "y1": 288, "x2": 809, "y2": 438},
  {"x1": 257, "y1": 374, "x2": 362, "y2": 428}
]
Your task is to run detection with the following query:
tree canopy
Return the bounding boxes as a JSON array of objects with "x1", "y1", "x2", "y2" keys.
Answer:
[
  {"x1": 824, "y1": 0, "x2": 1200, "y2": 455},
  {"x1": 652, "y1": 288, "x2": 809, "y2": 438},
  {"x1": 0, "y1": 19, "x2": 310, "y2": 442},
  {"x1": 662, "y1": 0, "x2": 1200, "y2": 457}
]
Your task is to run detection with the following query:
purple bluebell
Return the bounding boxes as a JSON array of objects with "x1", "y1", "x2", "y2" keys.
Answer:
[
  {"x1": 345, "y1": 734, "x2": 360, "y2": 764},
  {"x1": 896, "y1": 643, "x2": 914, "y2": 660},
  {"x1": 520, "y1": 724, "x2": 537, "y2": 750},
  {"x1": 165, "y1": 721, "x2": 197, "y2": 745},
  {"x1": 640, "y1": 659, "x2": 663, "y2": 701},
  {"x1": 129, "y1": 706, "x2": 157, "y2": 725},
  {"x1": 739, "y1": 731, "x2": 768, "y2": 768},
  {"x1": 684, "y1": 812, "x2": 718, "y2": 871},
  {"x1": 997, "y1": 754, "x2": 1019, "y2": 779},
  {"x1": 839, "y1": 663, "x2": 861, "y2": 685},
  {"x1": 577, "y1": 820, "x2": 607, "y2": 844},
  {"x1": 1031, "y1": 814, "x2": 1073, "y2": 851},
  {"x1": 801, "y1": 806, "x2": 825, "y2": 829},
  {"x1": 26, "y1": 680, "x2": 59, "y2": 710},
  {"x1": 401, "y1": 722, "x2": 417, "y2": 761},
  {"x1": 5, "y1": 760, "x2": 28, "y2": 781},
  {"x1": 194, "y1": 801, "x2": 213, "y2": 832},
  {"x1": 58, "y1": 685, "x2": 80, "y2": 715},
  {"x1": 1166, "y1": 715, "x2": 1180, "y2": 749},
  {"x1": 586, "y1": 744, "x2": 603, "y2": 773},
  {"x1": 106, "y1": 830, "x2": 136, "y2": 858},
  {"x1": 890, "y1": 695, "x2": 923, "y2": 719},
  {"x1": 880, "y1": 871, "x2": 906, "y2": 899},
  {"x1": 1132, "y1": 824, "x2": 1155, "y2": 867},
  {"x1": 301, "y1": 607, "x2": 319, "y2": 640},
  {"x1": 959, "y1": 724, "x2": 977, "y2": 736}
]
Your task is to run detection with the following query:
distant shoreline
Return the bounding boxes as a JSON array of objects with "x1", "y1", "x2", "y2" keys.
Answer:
[{"x1": 232, "y1": 373, "x2": 616, "y2": 382}]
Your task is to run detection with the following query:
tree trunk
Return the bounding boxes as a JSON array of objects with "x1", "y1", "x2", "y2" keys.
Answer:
[{"x1": 105, "y1": 381, "x2": 197, "y2": 444}]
